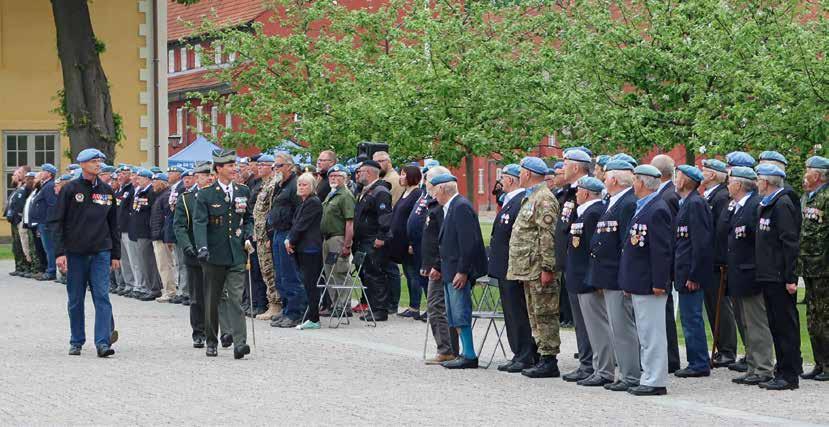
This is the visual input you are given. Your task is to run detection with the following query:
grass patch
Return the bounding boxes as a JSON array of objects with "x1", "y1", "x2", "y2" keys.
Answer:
[{"x1": 0, "y1": 244, "x2": 12, "y2": 260}]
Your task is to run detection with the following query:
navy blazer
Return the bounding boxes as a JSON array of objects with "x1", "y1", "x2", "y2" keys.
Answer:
[
  {"x1": 673, "y1": 191, "x2": 715, "y2": 292},
  {"x1": 565, "y1": 199, "x2": 605, "y2": 294},
  {"x1": 658, "y1": 181, "x2": 681, "y2": 218},
  {"x1": 755, "y1": 189, "x2": 800, "y2": 285},
  {"x1": 487, "y1": 190, "x2": 525, "y2": 280},
  {"x1": 619, "y1": 195, "x2": 673, "y2": 295},
  {"x1": 439, "y1": 195, "x2": 487, "y2": 282},
  {"x1": 726, "y1": 193, "x2": 762, "y2": 297},
  {"x1": 705, "y1": 184, "x2": 731, "y2": 267},
  {"x1": 589, "y1": 188, "x2": 637, "y2": 290},
  {"x1": 555, "y1": 184, "x2": 578, "y2": 271},
  {"x1": 29, "y1": 178, "x2": 56, "y2": 225}
]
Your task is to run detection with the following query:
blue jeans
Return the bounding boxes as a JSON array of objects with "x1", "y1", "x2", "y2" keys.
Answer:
[
  {"x1": 443, "y1": 279, "x2": 473, "y2": 328},
  {"x1": 66, "y1": 251, "x2": 113, "y2": 347},
  {"x1": 678, "y1": 290, "x2": 711, "y2": 372},
  {"x1": 402, "y1": 257, "x2": 426, "y2": 309},
  {"x1": 38, "y1": 223, "x2": 56, "y2": 276},
  {"x1": 272, "y1": 230, "x2": 306, "y2": 320}
]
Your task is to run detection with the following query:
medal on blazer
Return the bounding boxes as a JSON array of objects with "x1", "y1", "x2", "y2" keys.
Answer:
[{"x1": 570, "y1": 222, "x2": 583, "y2": 247}]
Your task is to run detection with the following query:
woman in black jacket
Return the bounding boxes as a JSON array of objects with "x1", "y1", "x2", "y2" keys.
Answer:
[
  {"x1": 387, "y1": 165, "x2": 424, "y2": 317},
  {"x1": 286, "y1": 172, "x2": 324, "y2": 330}
]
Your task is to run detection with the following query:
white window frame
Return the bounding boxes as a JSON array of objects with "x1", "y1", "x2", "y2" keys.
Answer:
[
  {"x1": 210, "y1": 106, "x2": 218, "y2": 138},
  {"x1": 194, "y1": 44, "x2": 202, "y2": 68},
  {"x1": 214, "y1": 43, "x2": 223, "y2": 64},
  {"x1": 3, "y1": 131, "x2": 61, "y2": 201},
  {"x1": 180, "y1": 47, "x2": 188, "y2": 71},
  {"x1": 168, "y1": 49, "x2": 176, "y2": 73},
  {"x1": 229, "y1": 51, "x2": 237, "y2": 62},
  {"x1": 175, "y1": 108, "x2": 183, "y2": 136},
  {"x1": 477, "y1": 168, "x2": 485, "y2": 194},
  {"x1": 196, "y1": 106, "x2": 203, "y2": 133},
  {"x1": 225, "y1": 102, "x2": 232, "y2": 130}
]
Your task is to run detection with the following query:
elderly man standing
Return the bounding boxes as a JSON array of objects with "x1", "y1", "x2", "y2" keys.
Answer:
[
  {"x1": 672, "y1": 165, "x2": 714, "y2": 378},
  {"x1": 320, "y1": 164, "x2": 356, "y2": 316},
  {"x1": 30, "y1": 163, "x2": 58, "y2": 281},
  {"x1": 113, "y1": 166, "x2": 136, "y2": 296},
  {"x1": 431, "y1": 173, "x2": 487, "y2": 369},
  {"x1": 798, "y1": 156, "x2": 829, "y2": 382},
  {"x1": 269, "y1": 153, "x2": 305, "y2": 328},
  {"x1": 507, "y1": 157, "x2": 561, "y2": 378},
  {"x1": 128, "y1": 168, "x2": 162, "y2": 301},
  {"x1": 620, "y1": 165, "x2": 673, "y2": 396},
  {"x1": 755, "y1": 163, "x2": 802, "y2": 390},
  {"x1": 6, "y1": 167, "x2": 32, "y2": 277},
  {"x1": 372, "y1": 151, "x2": 404, "y2": 206}
]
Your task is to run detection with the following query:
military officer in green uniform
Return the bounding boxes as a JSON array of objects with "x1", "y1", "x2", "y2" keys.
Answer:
[
  {"x1": 799, "y1": 155, "x2": 829, "y2": 381},
  {"x1": 193, "y1": 150, "x2": 253, "y2": 359},
  {"x1": 507, "y1": 156, "x2": 561, "y2": 378}
]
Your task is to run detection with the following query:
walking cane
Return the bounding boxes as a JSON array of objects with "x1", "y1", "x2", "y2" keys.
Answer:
[
  {"x1": 710, "y1": 265, "x2": 726, "y2": 368},
  {"x1": 246, "y1": 251, "x2": 257, "y2": 353}
]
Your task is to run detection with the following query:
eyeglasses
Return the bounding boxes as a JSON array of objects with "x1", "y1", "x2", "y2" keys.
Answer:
[
  {"x1": 317, "y1": 158, "x2": 334, "y2": 163},
  {"x1": 273, "y1": 164, "x2": 285, "y2": 168}
]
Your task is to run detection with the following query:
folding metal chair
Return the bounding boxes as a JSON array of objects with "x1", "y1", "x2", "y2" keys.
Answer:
[
  {"x1": 317, "y1": 251, "x2": 376, "y2": 328},
  {"x1": 471, "y1": 276, "x2": 508, "y2": 369}
]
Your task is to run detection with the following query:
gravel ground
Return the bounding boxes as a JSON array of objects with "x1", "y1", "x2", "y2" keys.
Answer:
[{"x1": 0, "y1": 260, "x2": 826, "y2": 426}]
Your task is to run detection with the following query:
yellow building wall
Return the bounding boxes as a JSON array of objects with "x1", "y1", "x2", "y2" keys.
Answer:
[{"x1": 0, "y1": 0, "x2": 152, "y2": 238}]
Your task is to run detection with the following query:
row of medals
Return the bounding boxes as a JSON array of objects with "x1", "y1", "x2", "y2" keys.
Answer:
[{"x1": 630, "y1": 224, "x2": 647, "y2": 247}]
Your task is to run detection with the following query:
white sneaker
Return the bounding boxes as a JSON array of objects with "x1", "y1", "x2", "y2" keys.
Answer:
[{"x1": 296, "y1": 320, "x2": 321, "y2": 330}]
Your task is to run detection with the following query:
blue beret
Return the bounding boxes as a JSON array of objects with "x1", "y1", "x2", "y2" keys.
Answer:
[
  {"x1": 167, "y1": 166, "x2": 184, "y2": 173},
  {"x1": 41, "y1": 163, "x2": 57, "y2": 175},
  {"x1": 755, "y1": 163, "x2": 786, "y2": 178},
  {"x1": 502, "y1": 164, "x2": 521, "y2": 178},
  {"x1": 596, "y1": 155, "x2": 611, "y2": 167},
  {"x1": 604, "y1": 159, "x2": 634, "y2": 172},
  {"x1": 25, "y1": 171, "x2": 37, "y2": 178},
  {"x1": 577, "y1": 176, "x2": 605, "y2": 193},
  {"x1": 101, "y1": 165, "x2": 116, "y2": 174},
  {"x1": 702, "y1": 159, "x2": 727, "y2": 173},
  {"x1": 257, "y1": 154, "x2": 275, "y2": 163},
  {"x1": 135, "y1": 168, "x2": 154, "y2": 179},
  {"x1": 328, "y1": 164, "x2": 348, "y2": 175},
  {"x1": 153, "y1": 173, "x2": 169, "y2": 182},
  {"x1": 67, "y1": 164, "x2": 80, "y2": 170},
  {"x1": 429, "y1": 173, "x2": 457, "y2": 186},
  {"x1": 58, "y1": 174, "x2": 74, "y2": 183},
  {"x1": 729, "y1": 166, "x2": 757, "y2": 180},
  {"x1": 759, "y1": 151, "x2": 788, "y2": 166},
  {"x1": 76, "y1": 148, "x2": 107, "y2": 163},
  {"x1": 118, "y1": 164, "x2": 132, "y2": 172},
  {"x1": 182, "y1": 169, "x2": 194, "y2": 177},
  {"x1": 726, "y1": 151, "x2": 756, "y2": 168},
  {"x1": 677, "y1": 165, "x2": 703, "y2": 183},
  {"x1": 634, "y1": 164, "x2": 662, "y2": 178},
  {"x1": 553, "y1": 161, "x2": 565, "y2": 170},
  {"x1": 612, "y1": 153, "x2": 638, "y2": 167},
  {"x1": 520, "y1": 156, "x2": 548, "y2": 175},
  {"x1": 238, "y1": 157, "x2": 250, "y2": 165},
  {"x1": 564, "y1": 146, "x2": 593, "y2": 157},
  {"x1": 564, "y1": 149, "x2": 592, "y2": 163},
  {"x1": 806, "y1": 156, "x2": 829, "y2": 170},
  {"x1": 150, "y1": 166, "x2": 163, "y2": 174},
  {"x1": 424, "y1": 159, "x2": 440, "y2": 168}
]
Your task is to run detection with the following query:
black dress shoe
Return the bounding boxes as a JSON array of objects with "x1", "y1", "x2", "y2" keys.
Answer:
[
  {"x1": 234, "y1": 344, "x2": 251, "y2": 359},
  {"x1": 521, "y1": 356, "x2": 560, "y2": 378},
  {"x1": 359, "y1": 312, "x2": 388, "y2": 322},
  {"x1": 734, "y1": 374, "x2": 772, "y2": 385},
  {"x1": 814, "y1": 372, "x2": 829, "y2": 381},
  {"x1": 220, "y1": 334, "x2": 233, "y2": 348},
  {"x1": 627, "y1": 385, "x2": 667, "y2": 396},
  {"x1": 442, "y1": 357, "x2": 478, "y2": 369},
  {"x1": 206, "y1": 346, "x2": 218, "y2": 357},
  {"x1": 674, "y1": 367, "x2": 711, "y2": 378},
  {"x1": 497, "y1": 360, "x2": 515, "y2": 372},
  {"x1": 170, "y1": 295, "x2": 182, "y2": 304},
  {"x1": 712, "y1": 354, "x2": 736, "y2": 368},
  {"x1": 96, "y1": 345, "x2": 115, "y2": 358},
  {"x1": 577, "y1": 374, "x2": 613, "y2": 387},
  {"x1": 139, "y1": 293, "x2": 157, "y2": 301},
  {"x1": 68, "y1": 345, "x2": 82, "y2": 356},
  {"x1": 668, "y1": 365, "x2": 680, "y2": 374},
  {"x1": 193, "y1": 337, "x2": 205, "y2": 348},
  {"x1": 505, "y1": 361, "x2": 532, "y2": 373},
  {"x1": 800, "y1": 366, "x2": 823, "y2": 380},
  {"x1": 562, "y1": 368, "x2": 592, "y2": 382},
  {"x1": 762, "y1": 377, "x2": 798, "y2": 391},
  {"x1": 728, "y1": 359, "x2": 748, "y2": 373},
  {"x1": 181, "y1": 297, "x2": 191, "y2": 306},
  {"x1": 604, "y1": 381, "x2": 634, "y2": 392}
]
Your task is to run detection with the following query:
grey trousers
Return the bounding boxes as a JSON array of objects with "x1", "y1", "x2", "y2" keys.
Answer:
[
  {"x1": 569, "y1": 292, "x2": 594, "y2": 371},
  {"x1": 578, "y1": 291, "x2": 616, "y2": 381},
  {"x1": 173, "y1": 245, "x2": 189, "y2": 297},
  {"x1": 739, "y1": 293, "x2": 774, "y2": 377},
  {"x1": 134, "y1": 238, "x2": 161, "y2": 293},
  {"x1": 322, "y1": 236, "x2": 351, "y2": 308},
  {"x1": 632, "y1": 293, "x2": 668, "y2": 388},
  {"x1": 703, "y1": 272, "x2": 739, "y2": 359},
  {"x1": 203, "y1": 263, "x2": 246, "y2": 347},
  {"x1": 119, "y1": 232, "x2": 137, "y2": 291},
  {"x1": 605, "y1": 290, "x2": 641, "y2": 385},
  {"x1": 427, "y1": 278, "x2": 459, "y2": 356}
]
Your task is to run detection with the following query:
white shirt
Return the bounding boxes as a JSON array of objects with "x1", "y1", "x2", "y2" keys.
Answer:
[
  {"x1": 218, "y1": 179, "x2": 233, "y2": 201},
  {"x1": 703, "y1": 183, "x2": 722, "y2": 199},
  {"x1": 606, "y1": 187, "x2": 632, "y2": 212},
  {"x1": 734, "y1": 192, "x2": 752, "y2": 214},
  {"x1": 576, "y1": 198, "x2": 602, "y2": 217},
  {"x1": 443, "y1": 193, "x2": 460, "y2": 219},
  {"x1": 502, "y1": 188, "x2": 524, "y2": 206},
  {"x1": 23, "y1": 189, "x2": 38, "y2": 226}
]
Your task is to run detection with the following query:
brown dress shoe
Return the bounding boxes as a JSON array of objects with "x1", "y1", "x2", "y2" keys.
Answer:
[{"x1": 425, "y1": 354, "x2": 456, "y2": 365}]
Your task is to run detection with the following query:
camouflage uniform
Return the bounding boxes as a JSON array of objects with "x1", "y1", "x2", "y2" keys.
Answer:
[
  {"x1": 798, "y1": 182, "x2": 829, "y2": 371},
  {"x1": 507, "y1": 182, "x2": 561, "y2": 356},
  {"x1": 253, "y1": 175, "x2": 279, "y2": 305}
]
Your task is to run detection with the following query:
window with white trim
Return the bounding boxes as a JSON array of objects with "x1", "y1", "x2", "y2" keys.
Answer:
[
  {"x1": 175, "y1": 108, "x2": 183, "y2": 136},
  {"x1": 229, "y1": 51, "x2": 237, "y2": 62},
  {"x1": 214, "y1": 43, "x2": 223, "y2": 64},
  {"x1": 225, "y1": 102, "x2": 232, "y2": 129},
  {"x1": 3, "y1": 132, "x2": 60, "y2": 200},
  {"x1": 478, "y1": 168, "x2": 485, "y2": 194},
  {"x1": 196, "y1": 106, "x2": 203, "y2": 133},
  {"x1": 194, "y1": 45, "x2": 202, "y2": 68},
  {"x1": 168, "y1": 49, "x2": 175, "y2": 73},
  {"x1": 180, "y1": 47, "x2": 188, "y2": 71},
  {"x1": 210, "y1": 106, "x2": 218, "y2": 138}
]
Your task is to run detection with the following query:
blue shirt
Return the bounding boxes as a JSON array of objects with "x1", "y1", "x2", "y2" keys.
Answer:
[
  {"x1": 760, "y1": 188, "x2": 784, "y2": 207},
  {"x1": 634, "y1": 191, "x2": 659, "y2": 217},
  {"x1": 809, "y1": 182, "x2": 829, "y2": 200}
]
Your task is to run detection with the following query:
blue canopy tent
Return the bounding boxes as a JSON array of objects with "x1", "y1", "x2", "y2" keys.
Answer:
[
  {"x1": 264, "y1": 140, "x2": 312, "y2": 165},
  {"x1": 168, "y1": 135, "x2": 220, "y2": 169}
]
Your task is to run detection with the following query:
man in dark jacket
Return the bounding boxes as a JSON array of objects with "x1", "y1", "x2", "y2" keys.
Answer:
[
  {"x1": 672, "y1": 165, "x2": 714, "y2": 378},
  {"x1": 30, "y1": 163, "x2": 58, "y2": 281},
  {"x1": 6, "y1": 167, "x2": 32, "y2": 276},
  {"x1": 128, "y1": 168, "x2": 161, "y2": 300},
  {"x1": 150, "y1": 174, "x2": 176, "y2": 302},
  {"x1": 754, "y1": 163, "x2": 802, "y2": 390},
  {"x1": 269, "y1": 154, "x2": 305, "y2": 328},
  {"x1": 113, "y1": 166, "x2": 136, "y2": 295}
]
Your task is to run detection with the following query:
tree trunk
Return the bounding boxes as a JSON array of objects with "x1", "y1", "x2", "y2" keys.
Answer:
[
  {"x1": 685, "y1": 144, "x2": 696, "y2": 166},
  {"x1": 51, "y1": 0, "x2": 118, "y2": 162},
  {"x1": 464, "y1": 153, "x2": 477, "y2": 209}
]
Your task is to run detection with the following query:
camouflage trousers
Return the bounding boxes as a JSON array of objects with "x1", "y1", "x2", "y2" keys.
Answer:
[
  {"x1": 805, "y1": 276, "x2": 829, "y2": 369},
  {"x1": 10, "y1": 222, "x2": 30, "y2": 272},
  {"x1": 256, "y1": 239, "x2": 280, "y2": 305},
  {"x1": 522, "y1": 274, "x2": 562, "y2": 357}
]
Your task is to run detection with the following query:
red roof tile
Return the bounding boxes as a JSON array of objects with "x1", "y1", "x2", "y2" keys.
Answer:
[
  {"x1": 169, "y1": 69, "x2": 222, "y2": 93},
  {"x1": 168, "y1": 0, "x2": 269, "y2": 41}
]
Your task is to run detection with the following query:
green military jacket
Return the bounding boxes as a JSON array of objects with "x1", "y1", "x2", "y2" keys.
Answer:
[
  {"x1": 506, "y1": 183, "x2": 560, "y2": 282},
  {"x1": 321, "y1": 186, "x2": 356, "y2": 238},
  {"x1": 253, "y1": 176, "x2": 277, "y2": 242},
  {"x1": 193, "y1": 181, "x2": 253, "y2": 266},
  {"x1": 798, "y1": 183, "x2": 829, "y2": 277},
  {"x1": 173, "y1": 186, "x2": 199, "y2": 264}
]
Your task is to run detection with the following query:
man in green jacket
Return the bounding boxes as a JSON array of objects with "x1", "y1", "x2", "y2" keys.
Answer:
[{"x1": 193, "y1": 150, "x2": 254, "y2": 359}]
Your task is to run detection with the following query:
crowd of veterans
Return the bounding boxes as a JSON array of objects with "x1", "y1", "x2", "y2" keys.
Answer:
[{"x1": 4, "y1": 144, "x2": 828, "y2": 395}]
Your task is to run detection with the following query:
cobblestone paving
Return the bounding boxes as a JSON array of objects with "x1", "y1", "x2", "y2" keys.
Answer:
[{"x1": 0, "y1": 261, "x2": 826, "y2": 426}]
